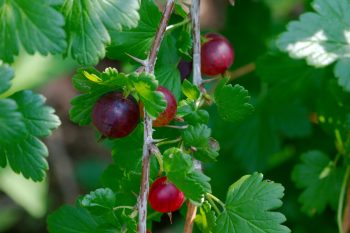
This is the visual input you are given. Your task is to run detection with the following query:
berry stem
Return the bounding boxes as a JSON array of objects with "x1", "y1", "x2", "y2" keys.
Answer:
[
  {"x1": 338, "y1": 166, "x2": 350, "y2": 233},
  {"x1": 113, "y1": 206, "x2": 135, "y2": 211},
  {"x1": 184, "y1": 0, "x2": 202, "y2": 232},
  {"x1": 227, "y1": 62, "x2": 256, "y2": 80},
  {"x1": 156, "y1": 137, "x2": 182, "y2": 147},
  {"x1": 206, "y1": 195, "x2": 221, "y2": 215},
  {"x1": 202, "y1": 76, "x2": 222, "y2": 84},
  {"x1": 342, "y1": 166, "x2": 350, "y2": 233},
  {"x1": 166, "y1": 18, "x2": 190, "y2": 31},
  {"x1": 138, "y1": 1, "x2": 175, "y2": 233},
  {"x1": 163, "y1": 124, "x2": 189, "y2": 129},
  {"x1": 206, "y1": 193, "x2": 225, "y2": 209}
]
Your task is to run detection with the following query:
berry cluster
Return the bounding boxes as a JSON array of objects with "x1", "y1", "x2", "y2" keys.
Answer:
[{"x1": 92, "y1": 33, "x2": 233, "y2": 216}]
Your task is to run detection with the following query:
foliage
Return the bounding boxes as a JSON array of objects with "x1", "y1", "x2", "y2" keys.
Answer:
[{"x1": 1, "y1": 0, "x2": 350, "y2": 232}]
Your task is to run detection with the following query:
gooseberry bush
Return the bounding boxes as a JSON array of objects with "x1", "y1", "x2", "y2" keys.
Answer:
[{"x1": 1, "y1": 0, "x2": 350, "y2": 232}]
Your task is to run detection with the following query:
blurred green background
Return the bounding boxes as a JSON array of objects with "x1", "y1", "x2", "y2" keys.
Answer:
[{"x1": 0, "y1": 0, "x2": 340, "y2": 232}]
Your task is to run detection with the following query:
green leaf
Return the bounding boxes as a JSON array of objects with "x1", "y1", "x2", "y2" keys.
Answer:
[
  {"x1": 292, "y1": 151, "x2": 345, "y2": 215},
  {"x1": 0, "y1": 0, "x2": 66, "y2": 63},
  {"x1": 184, "y1": 110, "x2": 209, "y2": 125},
  {"x1": 10, "y1": 91, "x2": 61, "y2": 137},
  {"x1": 0, "y1": 99, "x2": 26, "y2": 145},
  {"x1": 107, "y1": 0, "x2": 161, "y2": 60},
  {"x1": 335, "y1": 58, "x2": 350, "y2": 91},
  {"x1": 177, "y1": 100, "x2": 209, "y2": 125},
  {"x1": 62, "y1": 0, "x2": 140, "y2": 65},
  {"x1": 4, "y1": 135, "x2": 49, "y2": 181},
  {"x1": 72, "y1": 68, "x2": 102, "y2": 92},
  {"x1": 183, "y1": 124, "x2": 219, "y2": 162},
  {"x1": 270, "y1": 100, "x2": 311, "y2": 138},
  {"x1": 81, "y1": 188, "x2": 116, "y2": 216},
  {"x1": 111, "y1": 123, "x2": 143, "y2": 171},
  {"x1": 121, "y1": 213, "x2": 137, "y2": 233},
  {"x1": 277, "y1": 0, "x2": 350, "y2": 91},
  {"x1": 0, "y1": 91, "x2": 60, "y2": 181},
  {"x1": 174, "y1": 3, "x2": 188, "y2": 19},
  {"x1": 195, "y1": 202, "x2": 217, "y2": 233},
  {"x1": 182, "y1": 80, "x2": 200, "y2": 101},
  {"x1": 0, "y1": 63, "x2": 14, "y2": 95},
  {"x1": 131, "y1": 72, "x2": 167, "y2": 119},
  {"x1": 214, "y1": 78, "x2": 254, "y2": 123},
  {"x1": 47, "y1": 205, "x2": 116, "y2": 233},
  {"x1": 155, "y1": 34, "x2": 181, "y2": 100},
  {"x1": 101, "y1": 164, "x2": 140, "y2": 207},
  {"x1": 163, "y1": 148, "x2": 211, "y2": 203},
  {"x1": 214, "y1": 173, "x2": 290, "y2": 233},
  {"x1": 176, "y1": 29, "x2": 192, "y2": 59},
  {"x1": 256, "y1": 53, "x2": 323, "y2": 86},
  {"x1": 183, "y1": 124, "x2": 211, "y2": 148},
  {"x1": 226, "y1": 114, "x2": 280, "y2": 171}
]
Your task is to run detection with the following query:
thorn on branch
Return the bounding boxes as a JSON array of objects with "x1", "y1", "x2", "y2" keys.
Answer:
[{"x1": 125, "y1": 53, "x2": 147, "y2": 66}]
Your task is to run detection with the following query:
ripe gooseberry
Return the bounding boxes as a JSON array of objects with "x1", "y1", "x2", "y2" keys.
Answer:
[
  {"x1": 201, "y1": 33, "x2": 234, "y2": 76},
  {"x1": 148, "y1": 177, "x2": 185, "y2": 213},
  {"x1": 153, "y1": 86, "x2": 177, "y2": 127},
  {"x1": 92, "y1": 91, "x2": 140, "y2": 138}
]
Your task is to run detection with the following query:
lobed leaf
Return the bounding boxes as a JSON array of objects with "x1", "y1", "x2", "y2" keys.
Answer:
[
  {"x1": 0, "y1": 91, "x2": 60, "y2": 181},
  {"x1": 107, "y1": 0, "x2": 160, "y2": 61},
  {"x1": 0, "y1": 63, "x2": 14, "y2": 94},
  {"x1": 62, "y1": 0, "x2": 140, "y2": 65},
  {"x1": 163, "y1": 148, "x2": 211, "y2": 203},
  {"x1": 183, "y1": 124, "x2": 219, "y2": 162},
  {"x1": 292, "y1": 151, "x2": 345, "y2": 215},
  {"x1": 277, "y1": 0, "x2": 350, "y2": 91},
  {"x1": 214, "y1": 173, "x2": 290, "y2": 233},
  {"x1": 131, "y1": 72, "x2": 167, "y2": 119},
  {"x1": 0, "y1": 0, "x2": 66, "y2": 63},
  {"x1": 214, "y1": 78, "x2": 254, "y2": 123}
]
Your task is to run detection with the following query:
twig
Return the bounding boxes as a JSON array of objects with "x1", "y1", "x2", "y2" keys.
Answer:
[
  {"x1": 184, "y1": 1, "x2": 202, "y2": 232},
  {"x1": 343, "y1": 167, "x2": 350, "y2": 233},
  {"x1": 184, "y1": 201, "x2": 198, "y2": 232},
  {"x1": 138, "y1": 1, "x2": 175, "y2": 233},
  {"x1": 203, "y1": 63, "x2": 256, "y2": 84},
  {"x1": 191, "y1": 0, "x2": 202, "y2": 87}
]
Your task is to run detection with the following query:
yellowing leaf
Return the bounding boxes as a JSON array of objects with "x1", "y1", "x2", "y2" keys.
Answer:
[{"x1": 83, "y1": 71, "x2": 102, "y2": 83}]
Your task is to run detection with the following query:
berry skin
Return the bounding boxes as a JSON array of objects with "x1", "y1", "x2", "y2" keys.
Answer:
[
  {"x1": 148, "y1": 177, "x2": 185, "y2": 213},
  {"x1": 92, "y1": 91, "x2": 140, "y2": 138},
  {"x1": 177, "y1": 59, "x2": 193, "y2": 81},
  {"x1": 153, "y1": 86, "x2": 177, "y2": 127},
  {"x1": 201, "y1": 33, "x2": 234, "y2": 76}
]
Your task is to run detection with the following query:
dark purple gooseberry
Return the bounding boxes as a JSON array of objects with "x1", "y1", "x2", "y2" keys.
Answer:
[
  {"x1": 177, "y1": 59, "x2": 193, "y2": 81},
  {"x1": 92, "y1": 91, "x2": 140, "y2": 138}
]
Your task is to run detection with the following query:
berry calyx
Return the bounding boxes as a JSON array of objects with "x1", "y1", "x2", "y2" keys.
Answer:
[
  {"x1": 148, "y1": 176, "x2": 185, "y2": 213},
  {"x1": 178, "y1": 59, "x2": 193, "y2": 81},
  {"x1": 153, "y1": 86, "x2": 177, "y2": 127},
  {"x1": 201, "y1": 33, "x2": 234, "y2": 76},
  {"x1": 92, "y1": 91, "x2": 140, "y2": 138}
]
